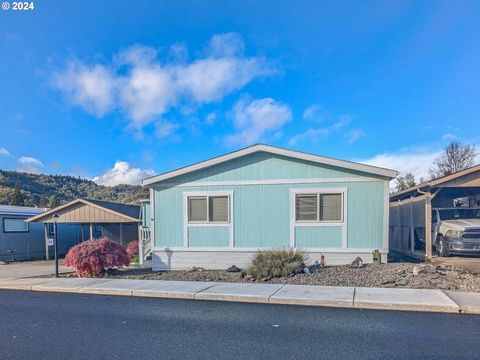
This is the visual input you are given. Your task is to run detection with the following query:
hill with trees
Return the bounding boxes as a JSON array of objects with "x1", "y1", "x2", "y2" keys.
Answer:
[{"x1": 0, "y1": 170, "x2": 149, "y2": 207}]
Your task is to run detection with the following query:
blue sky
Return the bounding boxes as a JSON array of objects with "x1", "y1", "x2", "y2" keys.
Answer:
[{"x1": 1, "y1": 0, "x2": 479, "y2": 185}]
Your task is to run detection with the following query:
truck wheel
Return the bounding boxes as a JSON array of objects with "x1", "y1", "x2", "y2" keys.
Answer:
[{"x1": 436, "y1": 238, "x2": 449, "y2": 257}]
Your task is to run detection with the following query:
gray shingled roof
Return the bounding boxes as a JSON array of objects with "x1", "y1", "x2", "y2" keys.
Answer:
[{"x1": 85, "y1": 199, "x2": 141, "y2": 219}]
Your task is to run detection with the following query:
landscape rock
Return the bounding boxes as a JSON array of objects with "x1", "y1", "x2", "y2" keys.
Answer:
[
  {"x1": 395, "y1": 278, "x2": 409, "y2": 286},
  {"x1": 383, "y1": 282, "x2": 396, "y2": 288},
  {"x1": 413, "y1": 266, "x2": 420, "y2": 276},
  {"x1": 98, "y1": 259, "x2": 480, "y2": 293},
  {"x1": 226, "y1": 265, "x2": 241, "y2": 273},
  {"x1": 187, "y1": 267, "x2": 205, "y2": 272},
  {"x1": 350, "y1": 256, "x2": 364, "y2": 268}
]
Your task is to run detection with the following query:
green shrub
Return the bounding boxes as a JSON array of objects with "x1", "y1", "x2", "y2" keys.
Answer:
[{"x1": 246, "y1": 249, "x2": 307, "y2": 280}]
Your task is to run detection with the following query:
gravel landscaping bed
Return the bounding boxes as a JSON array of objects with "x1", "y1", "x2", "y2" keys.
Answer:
[{"x1": 98, "y1": 261, "x2": 480, "y2": 293}]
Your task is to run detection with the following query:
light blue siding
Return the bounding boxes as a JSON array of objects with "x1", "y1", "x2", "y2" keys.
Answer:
[
  {"x1": 153, "y1": 182, "x2": 385, "y2": 250},
  {"x1": 155, "y1": 187, "x2": 184, "y2": 247},
  {"x1": 295, "y1": 226, "x2": 342, "y2": 248},
  {"x1": 188, "y1": 227, "x2": 230, "y2": 247},
  {"x1": 347, "y1": 181, "x2": 385, "y2": 249},
  {"x1": 165, "y1": 152, "x2": 384, "y2": 184},
  {"x1": 151, "y1": 151, "x2": 386, "y2": 250}
]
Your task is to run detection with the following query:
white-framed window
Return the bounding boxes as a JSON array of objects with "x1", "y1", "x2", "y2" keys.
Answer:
[
  {"x1": 295, "y1": 191, "x2": 344, "y2": 223},
  {"x1": 3, "y1": 218, "x2": 29, "y2": 233},
  {"x1": 187, "y1": 194, "x2": 230, "y2": 224}
]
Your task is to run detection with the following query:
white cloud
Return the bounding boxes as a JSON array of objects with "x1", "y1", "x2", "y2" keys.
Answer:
[
  {"x1": 360, "y1": 143, "x2": 480, "y2": 182},
  {"x1": 225, "y1": 97, "x2": 292, "y2": 145},
  {"x1": 176, "y1": 57, "x2": 267, "y2": 103},
  {"x1": 0, "y1": 147, "x2": 10, "y2": 156},
  {"x1": 17, "y1": 156, "x2": 44, "y2": 174},
  {"x1": 118, "y1": 63, "x2": 176, "y2": 126},
  {"x1": 360, "y1": 149, "x2": 441, "y2": 181},
  {"x1": 289, "y1": 128, "x2": 330, "y2": 146},
  {"x1": 302, "y1": 104, "x2": 329, "y2": 121},
  {"x1": 53, "y1": 63, "x2": 115, "y2": 117},
  {"x1": 205, "y1": 32, "x2": 245, "y2": 57},
  {"x1": 205, "y1": 112, "x2": 216, "y2": 125},
  {"x1": 93, "y1": 161, "x2": 155, "y2": 186},
  {"x1": 155, "y1": 121, "x2": 178, "y2": 138},
  {"x1": 346, "y1": 129, "x2": 366, "y2": 144},
  {"x1": 54, "y1": 33, "x2": 272, "y2": 132},
  {"x1": 289, "y1": 115, "x2": 351, "y2": 146},
  {"x1": 442, "y1": 133, "x2": 458, "y2": 141}
]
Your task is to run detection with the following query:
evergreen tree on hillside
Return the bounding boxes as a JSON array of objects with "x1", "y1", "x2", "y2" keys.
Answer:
[
  {"x1": 10, "y1": 181, "x2": 24, "y2": 206},
  {"x1": 38, "y1": 194, "x2": 48, "y2": 207},
  {"x1": 0, "y1": 170, "x2": 148, "y2": 206},
  {"x1": 48, "y1": 195, "x2": 59, "y2": 209}
]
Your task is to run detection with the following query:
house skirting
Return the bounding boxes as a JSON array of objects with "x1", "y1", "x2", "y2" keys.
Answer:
[{"x1": 151, "y1": 248, "x2": 388, "y2": 271}]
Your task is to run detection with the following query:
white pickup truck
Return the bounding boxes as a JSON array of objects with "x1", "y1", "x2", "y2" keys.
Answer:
[{"x1": 432, "y1": 208, "x2": 480, "y2": 256}]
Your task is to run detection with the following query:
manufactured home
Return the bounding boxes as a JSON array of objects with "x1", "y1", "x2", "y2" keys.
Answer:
[
  {"x1": 0, "y1": 205, "x2": 48, "y2": 261},
  {"x1": 141, "y1": 144, "x2": 398, "y2": 270}
]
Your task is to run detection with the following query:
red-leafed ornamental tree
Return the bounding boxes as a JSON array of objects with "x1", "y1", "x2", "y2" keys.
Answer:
[
  {"x1": 64, "y1": 238, "x2": 130, "y2": 277},
  {"x1": 126, "y1": 240, "x2": 139, "y2": 260}
]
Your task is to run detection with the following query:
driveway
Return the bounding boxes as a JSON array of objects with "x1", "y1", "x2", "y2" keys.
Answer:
[
  {"x1": 0, "y1": 260, "x2": 73, "y2": 279},
  {"x1": 432, "y1": 256, "x2": 480, "y2": 274}
]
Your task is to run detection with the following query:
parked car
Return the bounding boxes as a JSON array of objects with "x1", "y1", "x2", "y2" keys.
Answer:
[{"x1": 433, "y1": 208, "x2": 480, "y2": 256}]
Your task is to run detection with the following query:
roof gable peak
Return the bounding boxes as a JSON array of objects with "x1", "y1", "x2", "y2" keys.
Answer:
[{"x1": 142, "y1": 144, "x2": 398, "y2": 186}]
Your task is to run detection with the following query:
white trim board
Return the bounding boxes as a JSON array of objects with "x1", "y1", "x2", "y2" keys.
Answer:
[
  {"x1": 142, "y1": 144, "x2": 398, "y2": 186},
  {"x1": 153, "y1": 177, "x2": 383, "y2": 188},
  {"x1": 152, "y1": 247, "x2": 388, "y2": 253}
]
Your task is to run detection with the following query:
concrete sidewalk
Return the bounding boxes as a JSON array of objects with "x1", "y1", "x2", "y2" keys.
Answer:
[
  {"x1": 0, "y1": 277, "x2": 479, "y2": 314},
  {"x1": 0, "y1": 261, "x2": 73, "y2": 279}
]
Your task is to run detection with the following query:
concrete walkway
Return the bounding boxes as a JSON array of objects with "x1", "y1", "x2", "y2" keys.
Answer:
[
  {"x1": 0, "y1": 261, "x2": 73, "y2": 279},
  {"x1": 0, "y1": 277, "x2": 479, "y2": 314}
]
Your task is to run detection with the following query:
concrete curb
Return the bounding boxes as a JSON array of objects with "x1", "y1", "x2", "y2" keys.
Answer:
[{"x1": 0, "y1": 278, "x2": 479, "y2": 314}]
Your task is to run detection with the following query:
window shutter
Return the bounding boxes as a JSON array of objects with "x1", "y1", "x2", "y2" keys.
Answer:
[
  {"x1": 320, "y1": 193, "x2": 342, "y2": 221},
  {"x1": 296, "y1": 194, "x2": 318, "y2": 221},
  {"x1": 188, "y1": 197, "x2": 207, "y2": 222},
  {"x1": 209, "y1": 196, "x2": 229, "y2": 222}
]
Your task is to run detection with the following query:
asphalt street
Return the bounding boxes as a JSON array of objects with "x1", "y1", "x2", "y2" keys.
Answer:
[{"x1": 0, "y1": 290, "x2": 479, "y2": 360}]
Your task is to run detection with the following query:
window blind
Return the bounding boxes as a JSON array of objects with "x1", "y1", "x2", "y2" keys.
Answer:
[
  {"x1": 295, "y1": 194, "x2": 318, "y2": 221},
  {"x1": 188, "y1": 197, "x2": 207, "y2": 222},
  {"x1": 209, "y1": 196, "x2": 229, "y2": 222}
]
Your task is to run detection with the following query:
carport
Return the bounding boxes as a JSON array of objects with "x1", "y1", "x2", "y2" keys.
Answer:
[
  {"x1": 389, "y1": 165, "x2": 480, "y2": 260},
  {"x1": 28, "y1": 198, "x2": 141, "y2": 260}
]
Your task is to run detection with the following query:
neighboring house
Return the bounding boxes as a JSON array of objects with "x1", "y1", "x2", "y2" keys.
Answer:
[
  {"x1": 0, "y1": 205, "x2": 49, "y2": 261},
  {"x1": 28, "y1": 198, "x2": 141, "y2": 260},
  {"x1": 0, "y1": 204, "x2": 86, "y2": 261},
  {"x1": 390, "y1": 164, "x2": 480, "y2": 260},
  {"x1": 141, "y1": 144, "x2": 398, "y2": 270}
]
